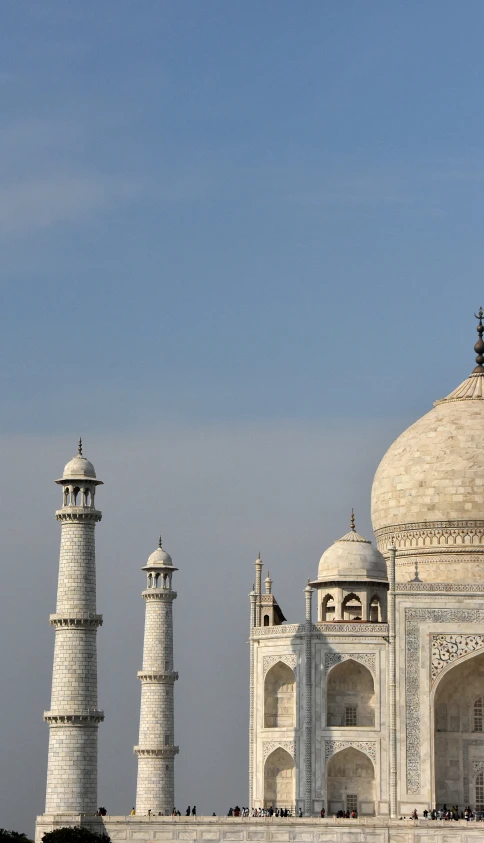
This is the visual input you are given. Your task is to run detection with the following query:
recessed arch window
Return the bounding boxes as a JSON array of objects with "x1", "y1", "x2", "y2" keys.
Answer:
[
  {"x1": 327, "y1": 659, "x2": 375, "y2": 727},
  {"x1": 321, "y1": 594, "x2": 335, "y2": 622},
  {"x1": 342, "y1": 593, "x2": 362, "y2": 621},
  {"x1": 369, "y1": 595, "x2": 381, "y2": 623},
  {"x1": 264, "y1": 662, "x2": 295, "y2": 728}
]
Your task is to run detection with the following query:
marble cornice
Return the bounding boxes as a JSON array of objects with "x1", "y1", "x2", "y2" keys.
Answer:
[{"x1": 375, "y1": 520, "x2": 484, "y2": 554}]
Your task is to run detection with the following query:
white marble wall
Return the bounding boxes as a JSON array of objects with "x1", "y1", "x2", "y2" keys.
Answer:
[
  {"x1": 251, "y1": 624, "x2": 388, "y2": 815},
  {"x1": 35, "y1": 814, "x2": 484, "y2": 843}
]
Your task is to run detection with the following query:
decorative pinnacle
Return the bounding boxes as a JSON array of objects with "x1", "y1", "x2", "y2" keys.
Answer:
[
  {"x1": 474, "y1": 308, "x2": 484, "y2": 373},
  {"x1": 158, "y1": 536, "x2": 163, "y2": 549},
  {"x1": 411, "y1": 559, "x2": 422, "y2": 583},
  {"x1": 350, "y1": 509, "x2": 355, "y2": 532},
  {"x1": 78, "y1": 437, "x2": 83, "y2": 456}
]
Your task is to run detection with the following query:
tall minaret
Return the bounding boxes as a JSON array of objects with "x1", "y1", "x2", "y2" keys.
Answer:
[
  {"x1": 44, "y1": 441, "x2": 104, "y2": 814},
  {"x1": 135, "y1": 538, "x2": 179, "y2": 815}
]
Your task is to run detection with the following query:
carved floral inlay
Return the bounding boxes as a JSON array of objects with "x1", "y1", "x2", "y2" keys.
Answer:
[
  {"x1": 431, "y1": 635, "x2": 484, "y2": 682},
  {"x1": 325, "y1": 652, "x2": 375, "y2": 676},
  {"x1": 263, "y1": 740, "x2": 295, "y2": 762},
  {"x1": 325, "y1": 740, "x2": 376, "y2": 763},
  {"x1": 263, "y1": 654, "x2": 297, "y2": 675}
]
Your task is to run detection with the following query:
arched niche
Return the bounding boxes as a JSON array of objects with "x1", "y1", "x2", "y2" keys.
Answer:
[
  {"x1": 342, "y1": 593, "x2": 362, "y2": 621},
  {"x1": 327, "y1": 659, "x2": 375, "y2": 727},
  {"x1": 321, "y1": 594, "x2": 335, "y2": 622},
  {"x1": 433, "y1": 650, "x2": 484, "y2": 808},
  {"x1": 264, "y1": 747, "x2": 295, "y2": 809},
  {"x1": 369, "y1": 595, "x2": 381, "y2": 623},
  {"x1": 327, "y1": 747, "x2": 375, "y2": 816},
  {"x1": 264, "y1": 662, "x2": 295, "y2": 728}
]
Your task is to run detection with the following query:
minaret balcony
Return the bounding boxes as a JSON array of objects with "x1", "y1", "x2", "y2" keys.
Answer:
[
  {"x1": 142, "y1": 589, "x2": 177, "y2": 601},
  {"x1": 49, "y1": 612, "x2": 103, "y2": 628},
  {"x1": 137, "y1": 670, "x2": 178, "y2": 682},
  {"x1": 56, "y1": 507, "x2": 102, "y2": 523},
  {"x1": 44, "y1": 709, "x2": 104, "y2": 724},
  {"x1": 133, "y1": 745, "x2": 179, "y2": 757}
]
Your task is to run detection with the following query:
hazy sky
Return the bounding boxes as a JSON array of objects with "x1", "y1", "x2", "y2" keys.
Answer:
[{"x1": 1, "y1": 1, "x2": 484, "y2": 835}]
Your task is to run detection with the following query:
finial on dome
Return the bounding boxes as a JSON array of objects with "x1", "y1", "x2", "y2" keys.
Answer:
[
  {"x1": 473, "y1": 308, "x2": 484, "y2": 373},
  {"x1": 350, "y1": 509, "x2": 355, "y2": 532},
  {"x1": 78, "y1": 437, "x2": 82, "y2": 456},
  {"x1": 158, "y1": 536, "x2": 162, "y2": 549}
]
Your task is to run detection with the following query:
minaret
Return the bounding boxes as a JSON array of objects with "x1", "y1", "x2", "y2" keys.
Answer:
[
  {"x1": 135, "y1": 538, "x2": 179, "y2": 815},
  {"x1": 44, "y1": 440, "x2": 104, "y2": 814}
]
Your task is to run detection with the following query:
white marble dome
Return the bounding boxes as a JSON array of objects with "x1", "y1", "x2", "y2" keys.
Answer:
[
  {"x1": 147, "y1": 542, "x2": 173, "y2": 567},
  {"x1": 62, "y1": 454, "x2": 97, "y2": 480},
  {"x1": 371, "y1": 372, "x2": 484, "y2": 532},
  {"x1": 317, "y1": 528, "x2": 388, "y2": 583}
]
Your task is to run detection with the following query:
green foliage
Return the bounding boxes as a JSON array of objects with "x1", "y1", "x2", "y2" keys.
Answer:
[
  {"x1": 41, "y1": 828, "x2": 111, "y2": 843},
  {"x1": 0, "y1": 831, "x2": 34, "y2": 843}
]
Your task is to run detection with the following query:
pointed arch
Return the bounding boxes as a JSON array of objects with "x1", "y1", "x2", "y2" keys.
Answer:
[
  {"x1": 327, "y1": 659, "x2": 375, "y2": 727},
  {"x1": 433, "y1": 649, "x2": 484, "y2": 807},
  {"x1": 369, "y1": 594, "x2": 381, "y2": 623},
  {"x1": 342, "y1": 592, "x2": 362, "y2": 621},
  {"x1": 321, "y1": 593, "x2": 335, "y2": 622},
  {"x1": 327, "y1": 747, "x2": 375, "y2": 816},
  {"x1": 264, "y1": 661, "x2": 295, "y2": 728},
  {"x1": 264, "y1": 747, "x2": 295, "y2": 809}
]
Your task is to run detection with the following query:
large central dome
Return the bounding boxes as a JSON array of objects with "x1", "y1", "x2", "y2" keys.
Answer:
[{"x1": 371, "y1": 317, "x2": 484, "y2": 582}]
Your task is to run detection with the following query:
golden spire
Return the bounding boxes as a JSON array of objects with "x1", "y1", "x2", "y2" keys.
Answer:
[{"x1": 350, "y1": 508, "x2": 356, "y2": 532}]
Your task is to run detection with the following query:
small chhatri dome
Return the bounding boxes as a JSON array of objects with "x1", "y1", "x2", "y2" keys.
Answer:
[
  {"x1": 317, "y1": 514, "x2": 387, "y2": 583},
  {"x1": 56, "y1": 439, "x2": 102, "y2": 485},
  {"x1": 146, "y1": 536, "x2": 174, "y2": 568}
]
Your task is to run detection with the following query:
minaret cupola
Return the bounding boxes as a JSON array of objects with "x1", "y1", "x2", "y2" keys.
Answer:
[
  {"x1": 142, "y1": 536, "x2": 178, "y2": 590},
  {"x1": 56, "y1": 438, "x2": 103, "y2": 510}
]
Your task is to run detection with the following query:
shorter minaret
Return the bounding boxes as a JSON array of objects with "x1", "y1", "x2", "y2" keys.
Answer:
[{"x1": 135, "y1": 538, "x2": 179, "y2": 815}]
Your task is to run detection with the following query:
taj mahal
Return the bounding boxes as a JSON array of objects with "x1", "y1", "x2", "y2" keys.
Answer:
[{"x1": 35, "y1": 313, "x2": 484, "y2": 843}]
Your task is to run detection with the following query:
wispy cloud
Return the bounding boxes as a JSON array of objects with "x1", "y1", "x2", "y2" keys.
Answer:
[{"x1": 0, "y1": 172, "x2": 140, "y2": 234}]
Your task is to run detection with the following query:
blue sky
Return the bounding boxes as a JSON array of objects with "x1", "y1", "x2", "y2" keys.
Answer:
[
  {"x1": 1, "y1": 1, "x2": 484, "y2": 833},
  {"x1": 1, "y1": 1, "x2": 484, "y2": 434}
]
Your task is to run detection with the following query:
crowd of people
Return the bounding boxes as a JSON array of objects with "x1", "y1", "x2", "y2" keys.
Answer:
[
  {"x1": 406, "y1": 805, "x2": 484, "y2": 821},
  {"x1": 229, "y1": 807, "x2": 294, "y2": 817},
  {"x1": 128, "y1": 803, "x2": 484, "y2": 821}
]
